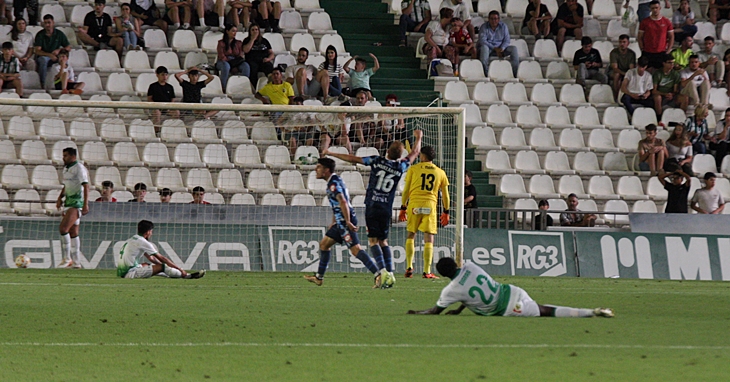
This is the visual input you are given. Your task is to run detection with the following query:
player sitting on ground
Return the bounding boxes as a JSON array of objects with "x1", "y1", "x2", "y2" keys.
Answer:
[
  {"x1": 304, "y1": 158, "x2": 391, "y2": 287},
  {"x1": 399, "y1": 145, "x2": 450, "y2": 279},
  {"x1": 117, "y1": 220, "x2": 206, "y2": 279},
  {"x1": 407, "y1": 257, "x2": 614, "y2": 318},
  {"x1": 323, "y1": 129, "x2": 423, "y2": 288}
]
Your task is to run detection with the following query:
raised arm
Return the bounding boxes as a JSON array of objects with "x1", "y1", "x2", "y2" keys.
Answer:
[
  {"x1": 323, "y1": 149, "x2": 365, "y2": 164},
  {"x1": 405, "y1": 129, "x2": 423, "y2": 164},
  {"x1": 342, "y1": 56, "x2": 356, "y2": 73},
  {"x1": 370, "y1": 53, "x2": 380, "y2": 73}
]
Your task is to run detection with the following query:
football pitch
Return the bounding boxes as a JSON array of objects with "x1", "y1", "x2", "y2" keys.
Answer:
[{"x1": 1, "y1": 269, "x2": 729, "y2": 381}]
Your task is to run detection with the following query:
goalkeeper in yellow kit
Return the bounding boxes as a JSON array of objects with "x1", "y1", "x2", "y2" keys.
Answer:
[{"x1": 398, "y1": 146, "x2": 450, "y2": 279}]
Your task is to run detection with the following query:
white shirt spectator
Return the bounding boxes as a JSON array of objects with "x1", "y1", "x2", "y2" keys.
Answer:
[
  {"x1": 671, "y1": 10, "x2": 694, "y2": 26},
  {"x1": 624, "y1": 68, "x2": 653, "y2": 94},
  {"x1": 285, "y1": 63, "x2": 316, "y2": 82},
  {"x1": 439, "y1": 0, "x2": 471, "y2": 21},
  {"x1": 666, "y1": 141, "x2": 692, "y2": 161},
  {"x1": 680, "y1": 67, "x2": 710, "y2": 88},
  {"x1": 692, "y1": 188, "x2": 724, "y2": 213},
  {"x1": 713, "y1": 120, "x2": 730, "y2": 142},
  {"x1": 12, "y1": 31, "x2": 34, "y2": 58},
  {"x1": 51, "y1": 63, "x2": 76, "y2": 82},
  {"x1": 425, "y1": 20, "x2": 449, "y2": 47}
]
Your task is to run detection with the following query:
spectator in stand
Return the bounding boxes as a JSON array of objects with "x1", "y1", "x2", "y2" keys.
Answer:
[
  {"x1": 34, "y1": 14, "x2": 71, "y2": 88},
  {"x1": 709, "y1": 108, "x2": 730, "y2": 170},
  {"x1": 191, "y1": 186, "x2": 211, "y2": 204},
  {"x1": 672, "y1": 0, "x2": 696, "y2": 43},
  {"x1": 351, "y1": 90, "x2": 386, "y2": 150},
  {"x1": 165, "y1": 0, "x2": 192, "y2": 30},
  {"x1": 255, "y1": 66, "x2": 294, "y2": 105},
  {"x1": 13, "y1": 0, "x2": 38, "y2": 26},
  {"x1": 664, "y1": 123, "x2": 693, "y2": 174},
  {"x1": 159, "y1": 187, "x2": 172, "y2": 203},
  {"x1": 424, "y1": 8, "x2": 456, "y2": 76},
  {"x1": 250, "y1": 0, "x2": 281, "y2": 33},
  {"x1": 227, "y1": 0, "x2": 251, "y2": 30},
  {"x1": 522, "y1": 0, "x2": 551, "y2": 39},
  {"x1": 285, "y1": 48, "x2": 326, "y2": 99},
  {"x1": 281, "y1": 96, "x2": 316, "y2": 156},
  {"x1": 691, "y1": 172, "x2": 725, "y2": 214},
  {"x1": 449, "y1": 17, "x2": 476, "y2": 74},
  {"x1": 709, "y1": 0, "x2": 730, "y2": 24},
  {"x1": 621, "y1": 57, "x2": 653, "y2": 115},
  {"x1": 535, "y1": 199, "x2": 553, "y2": 230},
  {"x1": 573, "y1": 37, "x2": 606, "y2": 85},
  {"x1": 216, "y1": 24, "x2": 250, "y2": 92},
  {"x1": 242, "y1": 23, "x2": 274, "y2": 84},
  {"x1": 399, "y1": 0, "x2": 432, "y2": 47},
  {"x1": 464, "y1": 169, "x2": 477, "y2": 209},
  {"x1": 670, "y1": 35, "x2": 693, "y2": 70},
  {"x1": 653, "y1": 54, "x2": 687, "y2": 115},
  {"x1": 637, "y1": 123, "x2": 667, "y2": 175},
  {"x1": 380, "y1": 93, "x2": 408, "y2": 146},
  {"x1": 638, "y1": 0, "x2": 674, "y2": 70},
  {"x1": 609, "y1": 34, "x2": 636, "y2": 99},
  {"x1": 175, "y1": 66, "x2": 217, "y2": 119},
  {"x1": 684, "y1": 104, "x2": 710, "y2": 155},
  {"x1": 194, "y1": 0, "x2": 225, "y2": 29},
  {"x1": 625, "y1": 0, "x2": 670, "y2": 22},
  {"x1": 439, "y1": 0, "x2": 474, "y2": 38},
  {"x1": 130, "y1": 182, "x2": 147, "y2": 202},
  {"x1": 52, "y1": 50, "x2": 84, "y2": 95},
  {"x1": 147, "y1": 66, "x2": 180, "y2": 128},
  {"x1": 318, "y1": 44, "x2": 345, "y2": 101},
  {"x1": 560, "y1": 193, "x2": 597, "y2": 227},
  {"x1": 478, "y1": 11, "x2": 518, "y2": 78},
  {"x1": 343, "y1": 53, "x2": 379, "y2": 98},
  {"x1": 679, "y1": 55, "x2": 710, "y2": 108},
  {"x1": 77, "y1": 0, "x2": 124, "y2": 58},
  {"x1": 10, "y1": 18, "x2": 36, "y2": 72},
  {"x1": 131, "y1": 0, "x2": 168, "y2": 33},
  {"x1": 698, "y1": 37, "x2": 724, "y2": 87},
  {"x1": 0, "y1": 42, "x2": 23, "y2": 96},
  {"x1": 551, "y1": 0, "x2": 583, "y2": 54},
  {"x1": 315, "y1": 104, "x2": 351, "y2": 154},
  {"x1": 658, "y1": 170, "x2": 691, "y2": 213},
  {"x1": 95, "y1": 180, "x2": 117, "y2": 202},
  {"x1": 116, "y1": 3, "x2": 142, "y2": 51}
]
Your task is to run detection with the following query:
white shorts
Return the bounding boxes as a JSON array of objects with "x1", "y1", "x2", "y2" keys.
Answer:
[
  {"x1": 502, "y1": 286, "x2": 540, "y2": 317},
  {"x1": 124, "y1": 264, "x2": 154, "y2": 279},
  {"x1": 62, "y1": 207, "x2": 81, "y2": 226}
]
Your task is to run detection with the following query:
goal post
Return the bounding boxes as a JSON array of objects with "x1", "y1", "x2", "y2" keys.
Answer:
[{"x1": 0, "y1": 97, "x2": 465, "y2": 272}]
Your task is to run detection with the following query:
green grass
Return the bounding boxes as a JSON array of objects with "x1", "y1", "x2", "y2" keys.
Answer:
[{"x1": 2, "y1": 270, "x2": 729, "y2": 381}]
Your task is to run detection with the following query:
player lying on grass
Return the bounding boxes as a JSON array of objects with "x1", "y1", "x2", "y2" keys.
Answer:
[
  {"x1": 117, "y1": 220, "x2": 206, "y2": 279},
  {"x1": 322, "y1": 129, "x2": 423, "y2": 289},
  {"x1": 407, "y1": 257, "x2": 614, "y2": 318},
  {"x1": 304, "y1": 158, "x2": 392, "y2": 288}
]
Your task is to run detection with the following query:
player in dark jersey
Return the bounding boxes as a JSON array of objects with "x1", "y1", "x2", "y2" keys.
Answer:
[
  {"x1": 322, "y1": 130, "x2": 423, "y2": 288},
  {"x1": 304, "y1": 157, "x2": 387, "y2": 287}
]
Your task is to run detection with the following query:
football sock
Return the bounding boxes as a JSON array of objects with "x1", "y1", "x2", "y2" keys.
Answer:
[
  {"x1": 549, "y1": 306, "x2": 594, "y2": 318},
  {"x1": 356, "y1": 250, "x2": 379, "y2": 274},
  {"x1": 370, "y1": 245, "x2": 385, "y2": 270},
  {"x1": 381, "y1": 246, "x2": 393, "y2": 272},
  {"x1": 219, "y1": 16, "x2": 225, "y2": 27},
  {"x1": 183, "y1": 22, "x2": 190, "y2": 29},
  {"x1": 405, "y1": 238, "x2": 415, "y2": 270},
  {"x1": 317, "y1": 250, "x2": 331, "y2": 278},
  {"x1": 60, "y1": 233, "x2": 71, "y2": 262},
  {"x1": 423, "y1": 242, "x2": 434, "y2": 274},
  {"x1": 174, "y1": 22, "x2": 180, "y2": 28},
  {"x1": 163, "y1": 265, "x2": 183, "y2": 278},
  {"x1": 199, "y1": 18, "x2": 206, "y2": 27},
  {"x1": 71, "y1": 236, "x2": 80, "y2": 263}
]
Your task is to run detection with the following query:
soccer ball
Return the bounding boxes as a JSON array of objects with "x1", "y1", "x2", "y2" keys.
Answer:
[
  {"x1": 381, "y1": 271, "x2": 396, "y2": 289},
  {"x1": 15, "y1": 254, "x2": 30, "y2": 268}
]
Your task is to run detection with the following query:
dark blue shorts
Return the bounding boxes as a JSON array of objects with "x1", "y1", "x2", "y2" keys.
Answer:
[
  {"x1": 365, "y1": 205, "x2": 391, "y2": 240},
  {"x1": 326, "y1": 223, "x2": 360, "y2": 249}
]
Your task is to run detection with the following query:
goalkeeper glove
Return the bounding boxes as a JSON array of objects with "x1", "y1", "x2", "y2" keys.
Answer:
[
  {"x1": 439, "y1": 210, "x2": 450, "y2": 227},
  {"x1": 398, "y1": 206, "x2": 407, "y2": 222}
]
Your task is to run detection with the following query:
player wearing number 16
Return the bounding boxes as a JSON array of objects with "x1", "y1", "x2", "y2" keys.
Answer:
[
  {"x1": 322, "y1": 130, "x2": 423, "y2": 288},
  {"x1": 399, "y1": 145, "x2": 450, "y2": 279}
]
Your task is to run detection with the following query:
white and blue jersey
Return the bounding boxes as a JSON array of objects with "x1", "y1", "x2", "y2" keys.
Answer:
[
  {"x1": 325, "y1": 173, "x2": 360, "y2": 248},
  {"x1": 362, "y1": 155, "x2": 410, "y2": 239}
]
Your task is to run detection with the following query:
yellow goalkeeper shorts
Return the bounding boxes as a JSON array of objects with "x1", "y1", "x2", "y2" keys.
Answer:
[{"x1": 406, "y1": 201, "x2": 438, "y2": 234}]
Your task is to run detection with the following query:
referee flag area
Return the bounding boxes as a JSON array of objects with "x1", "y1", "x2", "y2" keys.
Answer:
[{"x1": 1, "y1": 270, "x2": 728, "y2": 380}]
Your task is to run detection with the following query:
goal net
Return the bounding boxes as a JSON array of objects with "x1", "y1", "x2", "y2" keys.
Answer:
[{"x1": 0, "y1": 97, "x2": 465, "y2": 274}]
